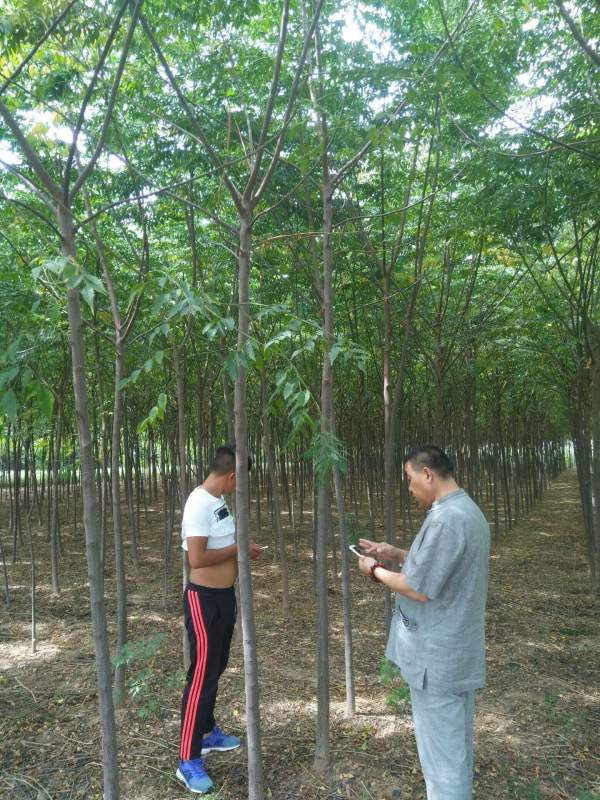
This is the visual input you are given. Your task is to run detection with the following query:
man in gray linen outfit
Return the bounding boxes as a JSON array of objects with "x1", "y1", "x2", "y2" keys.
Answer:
[{"x1": 358, "y1": 444, "x2": 490, "y2": 800}]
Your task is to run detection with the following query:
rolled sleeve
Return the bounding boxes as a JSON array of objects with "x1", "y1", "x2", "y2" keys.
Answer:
[{"x1": 406, "y1": 522, "x2": 466, "y2": 599}]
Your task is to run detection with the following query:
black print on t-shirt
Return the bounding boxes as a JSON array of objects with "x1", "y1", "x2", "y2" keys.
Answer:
[{"x1": 214, "y1": 505, "x2": 230, "y2": 522}]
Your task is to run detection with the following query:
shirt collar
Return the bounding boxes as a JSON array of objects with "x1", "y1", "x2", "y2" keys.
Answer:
[{"x1": 430, "y1": 488, "x2": 465, "y2": 511}]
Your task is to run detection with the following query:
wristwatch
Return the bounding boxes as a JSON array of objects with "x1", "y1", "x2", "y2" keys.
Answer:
[{"x1": 370, "y1": 562, "x2": 384, "y2": 582}]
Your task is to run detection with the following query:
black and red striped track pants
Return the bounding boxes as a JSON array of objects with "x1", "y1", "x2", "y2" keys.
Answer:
[{"x1": 179, "y1": 583, "x2": 236, "y2": 761}]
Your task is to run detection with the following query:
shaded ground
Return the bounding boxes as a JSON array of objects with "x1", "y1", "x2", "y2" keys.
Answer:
[{"x1": 1, "y1": 471, "x2": 599, "y2": 800}]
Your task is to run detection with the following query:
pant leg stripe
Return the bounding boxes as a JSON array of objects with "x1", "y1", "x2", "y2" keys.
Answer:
[
  {"x1": 181, "y1": 591, "x2": 207, "y2": 760},
  {"x1": 180, "y1": 591, "x2": 208, "y2": 760}
]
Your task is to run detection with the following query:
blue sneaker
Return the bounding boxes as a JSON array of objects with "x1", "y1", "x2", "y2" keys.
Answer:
[
  {"x1": 201, "y1": 725, "x2": 241, "y2": 755},
  {"x1": 176, "y1": 759, "x2": 214, "y2": 794}
]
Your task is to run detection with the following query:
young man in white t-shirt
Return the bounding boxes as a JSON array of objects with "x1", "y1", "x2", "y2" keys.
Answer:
[{"x1": 177, "y1": 445, "x2": 262, "y2": 794}]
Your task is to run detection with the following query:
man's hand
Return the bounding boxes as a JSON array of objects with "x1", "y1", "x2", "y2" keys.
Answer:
[
  {"x1": 249, "y1": 541, "x2": 263, "y2": 561},
  {"x1": 359, "y1": 538, "x2": 400, "y2": 561},
  {"x1": 358, "y1": 555, "x2": 377, "y2": 577}
]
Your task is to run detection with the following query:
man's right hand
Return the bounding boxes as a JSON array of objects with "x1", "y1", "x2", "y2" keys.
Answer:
[
  {"x1": 359, "y1": 538, "x2": 403, "y2": 562},
  {"x1": 249, "y1": 541, "x2": 263, "y2": 561}
]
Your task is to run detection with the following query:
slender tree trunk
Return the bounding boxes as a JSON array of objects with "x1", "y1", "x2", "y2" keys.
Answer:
[
  {"x1": 0, "y1": 531, "x2": 10, "y2": 606},
  {"x1": 220, "y1": 340, "x2": 236, "y2": 443},
  {"x1": 314, "y1": 173, "x2": 334, "y2": 776},
  {"x1": 174, "y1": 342, "x2": 191, "y2": 668},
  {"x1": 94, "y1": 332, "x2": 110, "y2": 564},
  {"x1": 26, "y1": 487, "x2": 37, "y2": 654},
  {"x1": 587, "y1": 331, "x2": 600, "y2": 595},
  {"x1": 59, "y1": 206, "x2": 120, "y2": 800},
  {"x1": 51, "y1": 393, "x2": 63, "y2": 596},
  {"x1": 262, "y1": 406, "x2": 290, "y2": 619},
  {"x1": 112, "y1": 340, "x2": 128, "y2": 706},
  {"x1": 332, "y1": 460, "x2": 355, "y2": 716},
  {"x1": 235, "y1": 210, "x2": 264, "y2": 800}
]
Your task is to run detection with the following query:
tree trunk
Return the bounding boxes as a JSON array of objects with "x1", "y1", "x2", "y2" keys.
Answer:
[
  {"x1": 111, "y1": 340, "x2": 128, "y2": 707},
  {"x1": 174, "y1": 342, "x2": 191, "y2": 668},
  {"x1": 587, "y1": 330, "x2": 600, "y2": 596},
  {"x1": 50, "y1": 393, "x2": 63, "y2": 596},
  {"x1": 59, "y1": 205, "x2": 120, "y2": 800},
  {"x1": 314, "y1": 174, "x2": 334, "y2": 776},
  {"x1": 262, "y1": 407, "x2": 290, "y2": 619},
  {"x1": 235, "y1": 211, "x2": 264, "y2": 800},
  {"x1": 332, "y1": 462, "x2": 355, "y2": 717}
]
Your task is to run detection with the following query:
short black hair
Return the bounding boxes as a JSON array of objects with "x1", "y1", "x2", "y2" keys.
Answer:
[
  {"x1": 208, "y1": 444, "x2": 252, "y2": 475},
  {"x1": 403, "y1": 444, "x2": 454, "y2": 478}
]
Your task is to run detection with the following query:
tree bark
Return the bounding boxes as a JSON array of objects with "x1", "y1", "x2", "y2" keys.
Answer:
[
  {"x1": 60, "y1": 205, "x2": 120, "y2": 800},
  {"x1": 235, "y1": 211, "x2": 265, "y2": 800},
  {"x1": 262, "y1": 406, "x2": 290, "y2": 619}
]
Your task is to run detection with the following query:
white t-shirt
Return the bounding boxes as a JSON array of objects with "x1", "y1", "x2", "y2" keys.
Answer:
[{"x1": 181, "y1": 487, "x2": 236, "y2": 551}]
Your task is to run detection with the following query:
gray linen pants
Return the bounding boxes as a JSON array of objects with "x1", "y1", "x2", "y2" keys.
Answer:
[{"x1": 410, "y1": 684, "x2": 475, "y2": 800}]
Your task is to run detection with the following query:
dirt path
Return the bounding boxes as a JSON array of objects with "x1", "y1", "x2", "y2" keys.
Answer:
[{"x1": 1, "y1": 470, "x2": 599, "y2": 799}]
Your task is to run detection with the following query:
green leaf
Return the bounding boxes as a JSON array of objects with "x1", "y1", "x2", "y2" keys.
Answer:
[
  {"x1": 43, "y1": 257, "x2": 69, "y2": 275},
  {"x1": 62, "y1": 260, "x2": 84, "y2": 289},
  {"x1": 36, "y1": 384, "x2": 54, "y2": 419},
  {"x1": 224, "y1": 352, "x2": 239, "y2": 382},
  {"x1": 81, "y1": 283, "x2": 95, "y2": 311},
  {"x1": 0, "y1": 390, "x2": 17, "y2": 424},
  {"x1": 265, "y1": 329, "x2": 292, "y2": 349},
  {"x1": 0, "y1": 366, "x2": 19, "y2": 388},
  {"x1": 328, "y1": 343, "x2": 341, "y2": 365},
  {"x1": 118, "y1": 367, "x2": 142, "y2": 390},
  {"x1": 85, "y1": 275, "x2": 107, "y2": 294}
]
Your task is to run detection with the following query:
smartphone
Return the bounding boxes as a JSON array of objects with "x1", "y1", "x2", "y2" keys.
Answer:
[{"x1": 348, "y1": 544, "x2": 363, "y2": 558}]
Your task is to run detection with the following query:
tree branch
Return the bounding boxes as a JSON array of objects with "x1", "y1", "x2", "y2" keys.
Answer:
[
  {"x1": 0, "y1": 102, "x2": 62, "y2": 203},
  {"x1": 64, "y1": 0, "x2": 131, "y2": 192},
  {"x1": 70, "y1": 0, "x2": 142, "y2": 198},
  {"x1": 0, "y1": 1, "x2": 78, "y2": 98},
  {"x1": 0, "y1": 158, "x2": 56, "y2": 211},
  {"x1": 555, "y1": 0, "x2": 600, "y2": 66},
  {"x1": 140, "y1": 13, "x2": 244, "y2": 212},
  {"x1": 0, "y1": 192, "x2": 61, "y2": 237},
  {"x1": 244, "y1": 0, "x2": 291, "y2": 199},
  {"x1": 435, "y1": 0, "x2": 600, "y2": 164},
  {"x1": 331, "y1": 0, "x2": 479, "y2": 190},
  {"x1": 252, "y1": 0, "x2": 326, "y2": 204}
]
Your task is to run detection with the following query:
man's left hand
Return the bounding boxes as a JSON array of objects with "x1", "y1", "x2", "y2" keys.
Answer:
[{"x1": 358, "y1": 555, "x2": 376, "y2": 577}]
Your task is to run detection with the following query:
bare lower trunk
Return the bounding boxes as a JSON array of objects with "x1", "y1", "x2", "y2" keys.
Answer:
[
  {"x1": 588, "y1": 333, "x2": 600, "y2": 596},
  {"x1": 314, "y1": 175, "x2": 333, "y2": 776},
  {"x1": 174, "y1": 344, "x2": 191, "y2": 667},
  {"x1": 26, "y1": 496, "x2": 37, "y2": 654},
  {"x1": 112, "y1": 342, "x2": 128, "y2": 707},
  {"x1": 383, "y1": 278, "x2": 419, "y2": 627},
  {"x1": 60, "y1": 206, "x2": 119, "y2": 800},
  {"x1": 263, "y1": 410, "x2": 289, "y2": 619},
  {"x1": 332, "y1": 464, "x2": 355, "y2": 717},
  {"x1": 1, "y1": 527, "x2": 10, "y2": 606},
  {"x1": 51, "y1": 394, "x2": 63, "y2": 596},
  {"x1": 235, "y1": 212, "x2": 264, "y2": 800}
]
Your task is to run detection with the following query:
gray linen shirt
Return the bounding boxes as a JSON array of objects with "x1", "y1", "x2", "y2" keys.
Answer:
[{"x1": 385, "y1": 489, "x2": 490, "y2": 692}]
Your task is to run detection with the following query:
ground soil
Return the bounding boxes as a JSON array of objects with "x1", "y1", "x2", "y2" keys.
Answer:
[{"x1": 1, "y1": 470, "x2": 599, "y2": 800}]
